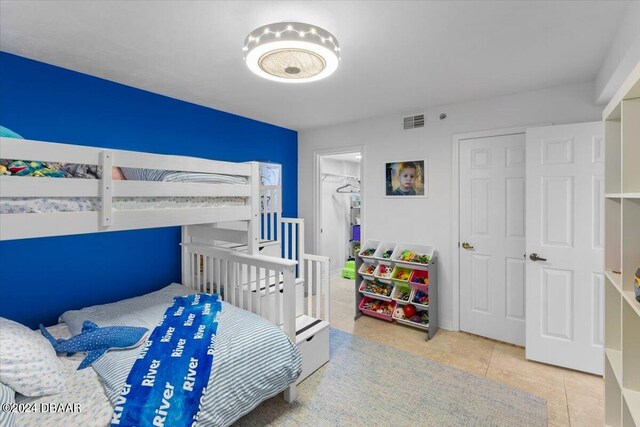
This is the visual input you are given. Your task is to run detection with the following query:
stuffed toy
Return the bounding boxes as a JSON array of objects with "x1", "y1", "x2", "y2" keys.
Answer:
[
  {"x1": 40, "y1": 321, "x2": 149, "y2": 369},
  {"x1": 394, "y1": 306, "x2": 405, "y2": 319}
]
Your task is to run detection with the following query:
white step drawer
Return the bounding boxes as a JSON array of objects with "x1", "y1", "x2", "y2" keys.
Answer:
[{"x1": 296, "y1": 326, "x2": 329, "y2": 385}]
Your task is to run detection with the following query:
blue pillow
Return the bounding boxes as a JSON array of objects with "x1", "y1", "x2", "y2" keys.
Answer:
[{"x1": 0, "y1": 126, "x2": 23, "y2": 139}]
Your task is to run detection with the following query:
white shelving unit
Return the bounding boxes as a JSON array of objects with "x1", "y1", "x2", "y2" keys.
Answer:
[{"x1": 603, "y1": 62, "x2": 640, "y2": 427}]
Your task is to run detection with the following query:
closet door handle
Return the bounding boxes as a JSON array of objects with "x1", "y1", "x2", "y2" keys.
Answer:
[
  {"x1": 461, "y1": 242, "x2": 474, "y2": 250},
  {"x1": 529, "y1": 253, "x2": 547, "y2": 262}
]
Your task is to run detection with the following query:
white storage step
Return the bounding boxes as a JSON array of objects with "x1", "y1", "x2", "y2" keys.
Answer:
[
  {"x1": 235, "y1": 276, "x2": 305, "y2": 322},
  {"x1": 295, "y1": 314, "x2": 330, "y2": 384}
]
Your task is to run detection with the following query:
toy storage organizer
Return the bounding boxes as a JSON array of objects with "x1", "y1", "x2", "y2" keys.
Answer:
[{"x1": 355, "y1": 240, "x2": 438, "y2": 340}]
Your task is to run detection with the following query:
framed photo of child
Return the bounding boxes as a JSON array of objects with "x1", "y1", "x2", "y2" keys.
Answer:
[{"x1": 385, "y1": 160, "x2": 428, "y2": 197}]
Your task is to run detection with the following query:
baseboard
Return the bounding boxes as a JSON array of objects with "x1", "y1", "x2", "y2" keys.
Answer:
[{"x1": 438, "y1": 320, "x2": 456, "y2": 331}]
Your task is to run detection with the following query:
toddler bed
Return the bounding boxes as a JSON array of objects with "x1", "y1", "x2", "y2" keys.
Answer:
[{"x1": 7, "y1": 283, "x2": 301, "y2": 427}]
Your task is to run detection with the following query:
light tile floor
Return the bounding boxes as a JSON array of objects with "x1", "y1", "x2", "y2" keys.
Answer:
[{"x1": 330, "y1": 276, "x2": 604, "y2": 427}]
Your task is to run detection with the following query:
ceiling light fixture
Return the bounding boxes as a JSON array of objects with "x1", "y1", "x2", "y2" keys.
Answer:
[{"x1": 243, "y1": 22, "x2": 340, "y2": 83}]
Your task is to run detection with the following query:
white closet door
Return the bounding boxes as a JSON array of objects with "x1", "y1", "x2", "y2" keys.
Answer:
[
  {"x1": 459, "y1": 133, "x2": 526, "y2": 346},
  {"x1": 525, "y1": 121, "x2": 604, "y2": 375}
]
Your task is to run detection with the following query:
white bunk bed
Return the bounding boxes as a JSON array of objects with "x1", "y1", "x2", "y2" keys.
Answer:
[{"x1": 0, "y1": 136, "x2": 330, "y2": 422}]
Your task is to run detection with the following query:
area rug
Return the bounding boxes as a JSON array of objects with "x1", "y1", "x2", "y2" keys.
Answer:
[{"x1": 235, "y1": 328, "x2": 547, "y2": 427}]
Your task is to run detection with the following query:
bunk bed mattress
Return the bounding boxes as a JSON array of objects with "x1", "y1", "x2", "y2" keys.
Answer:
[
  {"x1": 33, "y1": 283, "x2": 301, "y2": 427},
  {"x1": 0, "y1": 196, "x2": 246, "y2": 214}
]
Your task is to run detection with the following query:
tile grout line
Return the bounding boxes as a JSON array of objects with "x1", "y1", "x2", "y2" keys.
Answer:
[
  {"x1": 562, "y1": 373, "x2": 571, "y2": 427},
  {"x1": 484, "y1": 343, "x2": 495, "y2": 377}
]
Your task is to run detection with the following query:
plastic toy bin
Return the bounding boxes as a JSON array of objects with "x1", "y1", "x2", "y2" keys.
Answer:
[
  {"x1": 391, "y1": 243, "x2": 434, "y2": 269},
  {"x1": 373, "y1": 241, "x2": 397, "y2": 265},
  {"x1": 359, "y1": 280, "x2": 393, "y2": 301},
  {"x1": 374, "y1": 264, "x2": 393, "y2": 282},
  {"x1": 391, "y1": 284, "x2": 413, "y2": 304},
  {"x1": 409, "y1": 270, "x2": 429, "y2": 291},
  {"x1": 359, "y1": 296, "x2": 395, "y2": 321},
  {"x1": 411, "y1": 288, "x2": 429, "y2": 309},
  {"x1": 358, "y1": 240, "x2": 380, "y2": 260},
  {"x1": 391, "y1": 266, "x2": 412, "y2": 286},
  {"x1": 358, "y1": 262, "x2": 376, "y2": 279},
  {"x1": 393, "y1": 306, "x2": 429, "y2": 330}
]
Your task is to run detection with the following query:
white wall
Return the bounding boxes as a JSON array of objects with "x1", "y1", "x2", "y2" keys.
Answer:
[
  {"x1": 595, "y1": 1, "x2": 640, "y2": 104},
  {"x1": 320, "y1": 157, "x2": 360, "y2": 275},
  {"x1": 299, "y1": 81, "x2": 602, "y2": 330}
]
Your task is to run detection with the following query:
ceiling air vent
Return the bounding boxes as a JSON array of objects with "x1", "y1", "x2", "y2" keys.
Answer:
[{"x1": 403, "y1": 114, "x2": 425, "y2": 130}]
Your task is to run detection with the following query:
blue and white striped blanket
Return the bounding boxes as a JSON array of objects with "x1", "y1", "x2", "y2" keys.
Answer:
[
  {"x1": 119, "y1": 168, "x2": 248, "y2": 184},
  {"x1": 111, "y1": 294, "x2": 221, "y2": 427},
  {"x1": 60, "y1": 284, "x2": 301, "y2": 427}
]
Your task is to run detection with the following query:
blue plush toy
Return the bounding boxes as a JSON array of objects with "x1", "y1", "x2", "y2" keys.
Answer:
[{"x1": 40, "y1": 321, "x2": 149, "y2": 370}]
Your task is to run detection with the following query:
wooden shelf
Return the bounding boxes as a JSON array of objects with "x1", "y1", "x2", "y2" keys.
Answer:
[
  {"x1": 606, "y1": 270, "x2": 622, "y2": 290},
  {"x1": 605, "y1": 193, "x2": 640, "y2": 199},
  {"x1": 606, "y1": 349, "x2": 623, "y2": 387},
  {"x1": 622, "y1": 389, "x2": 640, "y2": 427},
  {"x1": 604, "y1": 63, "x2": 640, "y2": 427},
  {"x1": 622, "y1": 291, "x2": 640, "y2": 317}
]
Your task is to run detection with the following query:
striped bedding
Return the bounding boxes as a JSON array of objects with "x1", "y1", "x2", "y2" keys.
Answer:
[
  {"x1": 118, "y1": 168, "x2": 248, "y2": 184},
  {"x1": 59, "y1": 283, "x2": 301, "y2": 427}
]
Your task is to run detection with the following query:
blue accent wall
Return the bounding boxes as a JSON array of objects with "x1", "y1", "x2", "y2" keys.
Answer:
[{"x1": 0, "y1": 52, "x2": 298, "y2": 328}]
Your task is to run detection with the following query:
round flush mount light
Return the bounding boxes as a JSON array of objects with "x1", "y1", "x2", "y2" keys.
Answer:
[{"x1": 243, "y1": 22, "x2": 340, "y2": 83}]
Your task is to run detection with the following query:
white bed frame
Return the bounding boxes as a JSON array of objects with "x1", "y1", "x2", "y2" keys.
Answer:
[{"x1": 0, "y1": 136, "x2": 331, "y2": 403}]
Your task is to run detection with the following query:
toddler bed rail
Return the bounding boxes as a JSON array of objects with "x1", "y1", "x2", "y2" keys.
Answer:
[{"x1": 182, "y1": 242, "x2": 299, "y2": 401}]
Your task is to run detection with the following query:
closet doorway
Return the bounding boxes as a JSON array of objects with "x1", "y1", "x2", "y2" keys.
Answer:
[{"x1": 315, "y1": 150, "x2": 362, "y2": 277}]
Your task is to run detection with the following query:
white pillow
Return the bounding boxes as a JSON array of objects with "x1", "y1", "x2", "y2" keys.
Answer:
[
  {"x1": 0, "y1": 382, "x2": 15, "y2": 427},
  {"x1": 0, "y1": 318, "x2": 65, "y2": 396}
]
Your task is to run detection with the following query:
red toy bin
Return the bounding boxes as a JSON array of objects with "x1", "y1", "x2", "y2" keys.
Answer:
[
  {"x1": 409, "y1": 269, "x2": 429, "y2": 293},
  {"x1": 359, "y1": 296, "x2": 395, "y2": 322}
]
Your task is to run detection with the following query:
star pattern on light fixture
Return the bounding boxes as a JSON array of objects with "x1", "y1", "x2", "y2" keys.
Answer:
[
  {"x1": 242, "y1": 22, "x2": 340, "y2": 83},
  {"x1": 243, "y1": 23, "x2": 340, "y2": 56}
]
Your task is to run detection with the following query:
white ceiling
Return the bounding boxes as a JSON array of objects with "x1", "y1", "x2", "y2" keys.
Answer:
[
  {"x1": 0, "y1": 1, "x2": 630, "y2": 130},
  {"x1": 324, "y1": 152, "x2": 361, "y2": 163}
]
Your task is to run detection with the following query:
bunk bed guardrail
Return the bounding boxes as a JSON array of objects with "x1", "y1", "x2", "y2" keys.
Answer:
[{"x1": 0, "y1": 137, "x2": 261, "y2": 241}]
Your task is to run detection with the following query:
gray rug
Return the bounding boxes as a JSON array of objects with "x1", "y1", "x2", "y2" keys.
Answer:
[{"x1": 235, "y1": 328, "x2": 547, "y2": 427}]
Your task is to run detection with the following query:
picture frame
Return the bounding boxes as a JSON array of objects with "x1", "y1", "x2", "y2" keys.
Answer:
[{"x1": 385, "y1": 159, "x2": 428, "y2": 197}]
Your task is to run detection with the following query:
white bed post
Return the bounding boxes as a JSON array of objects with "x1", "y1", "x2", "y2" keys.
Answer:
[
  {"x1": 181, "y1": 226, "x2": 192, "y2": 287},
  {"x1": 247, "y1": 162, "x2": 261, "y2": 256},
  {"x1": 282, "y1": 264, "x2": 297, "y2": 403},
  {"x1": 297, "y1": 220, "x2": 305, "y2": 280},
  {"x1": 99, "y1": 151, "x2": 113, "y2": 228}
]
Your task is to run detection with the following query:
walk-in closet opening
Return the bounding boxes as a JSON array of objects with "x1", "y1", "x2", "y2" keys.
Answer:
[{"x1": 317, "y1": 151, "x2": 362, "y2": 278}]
